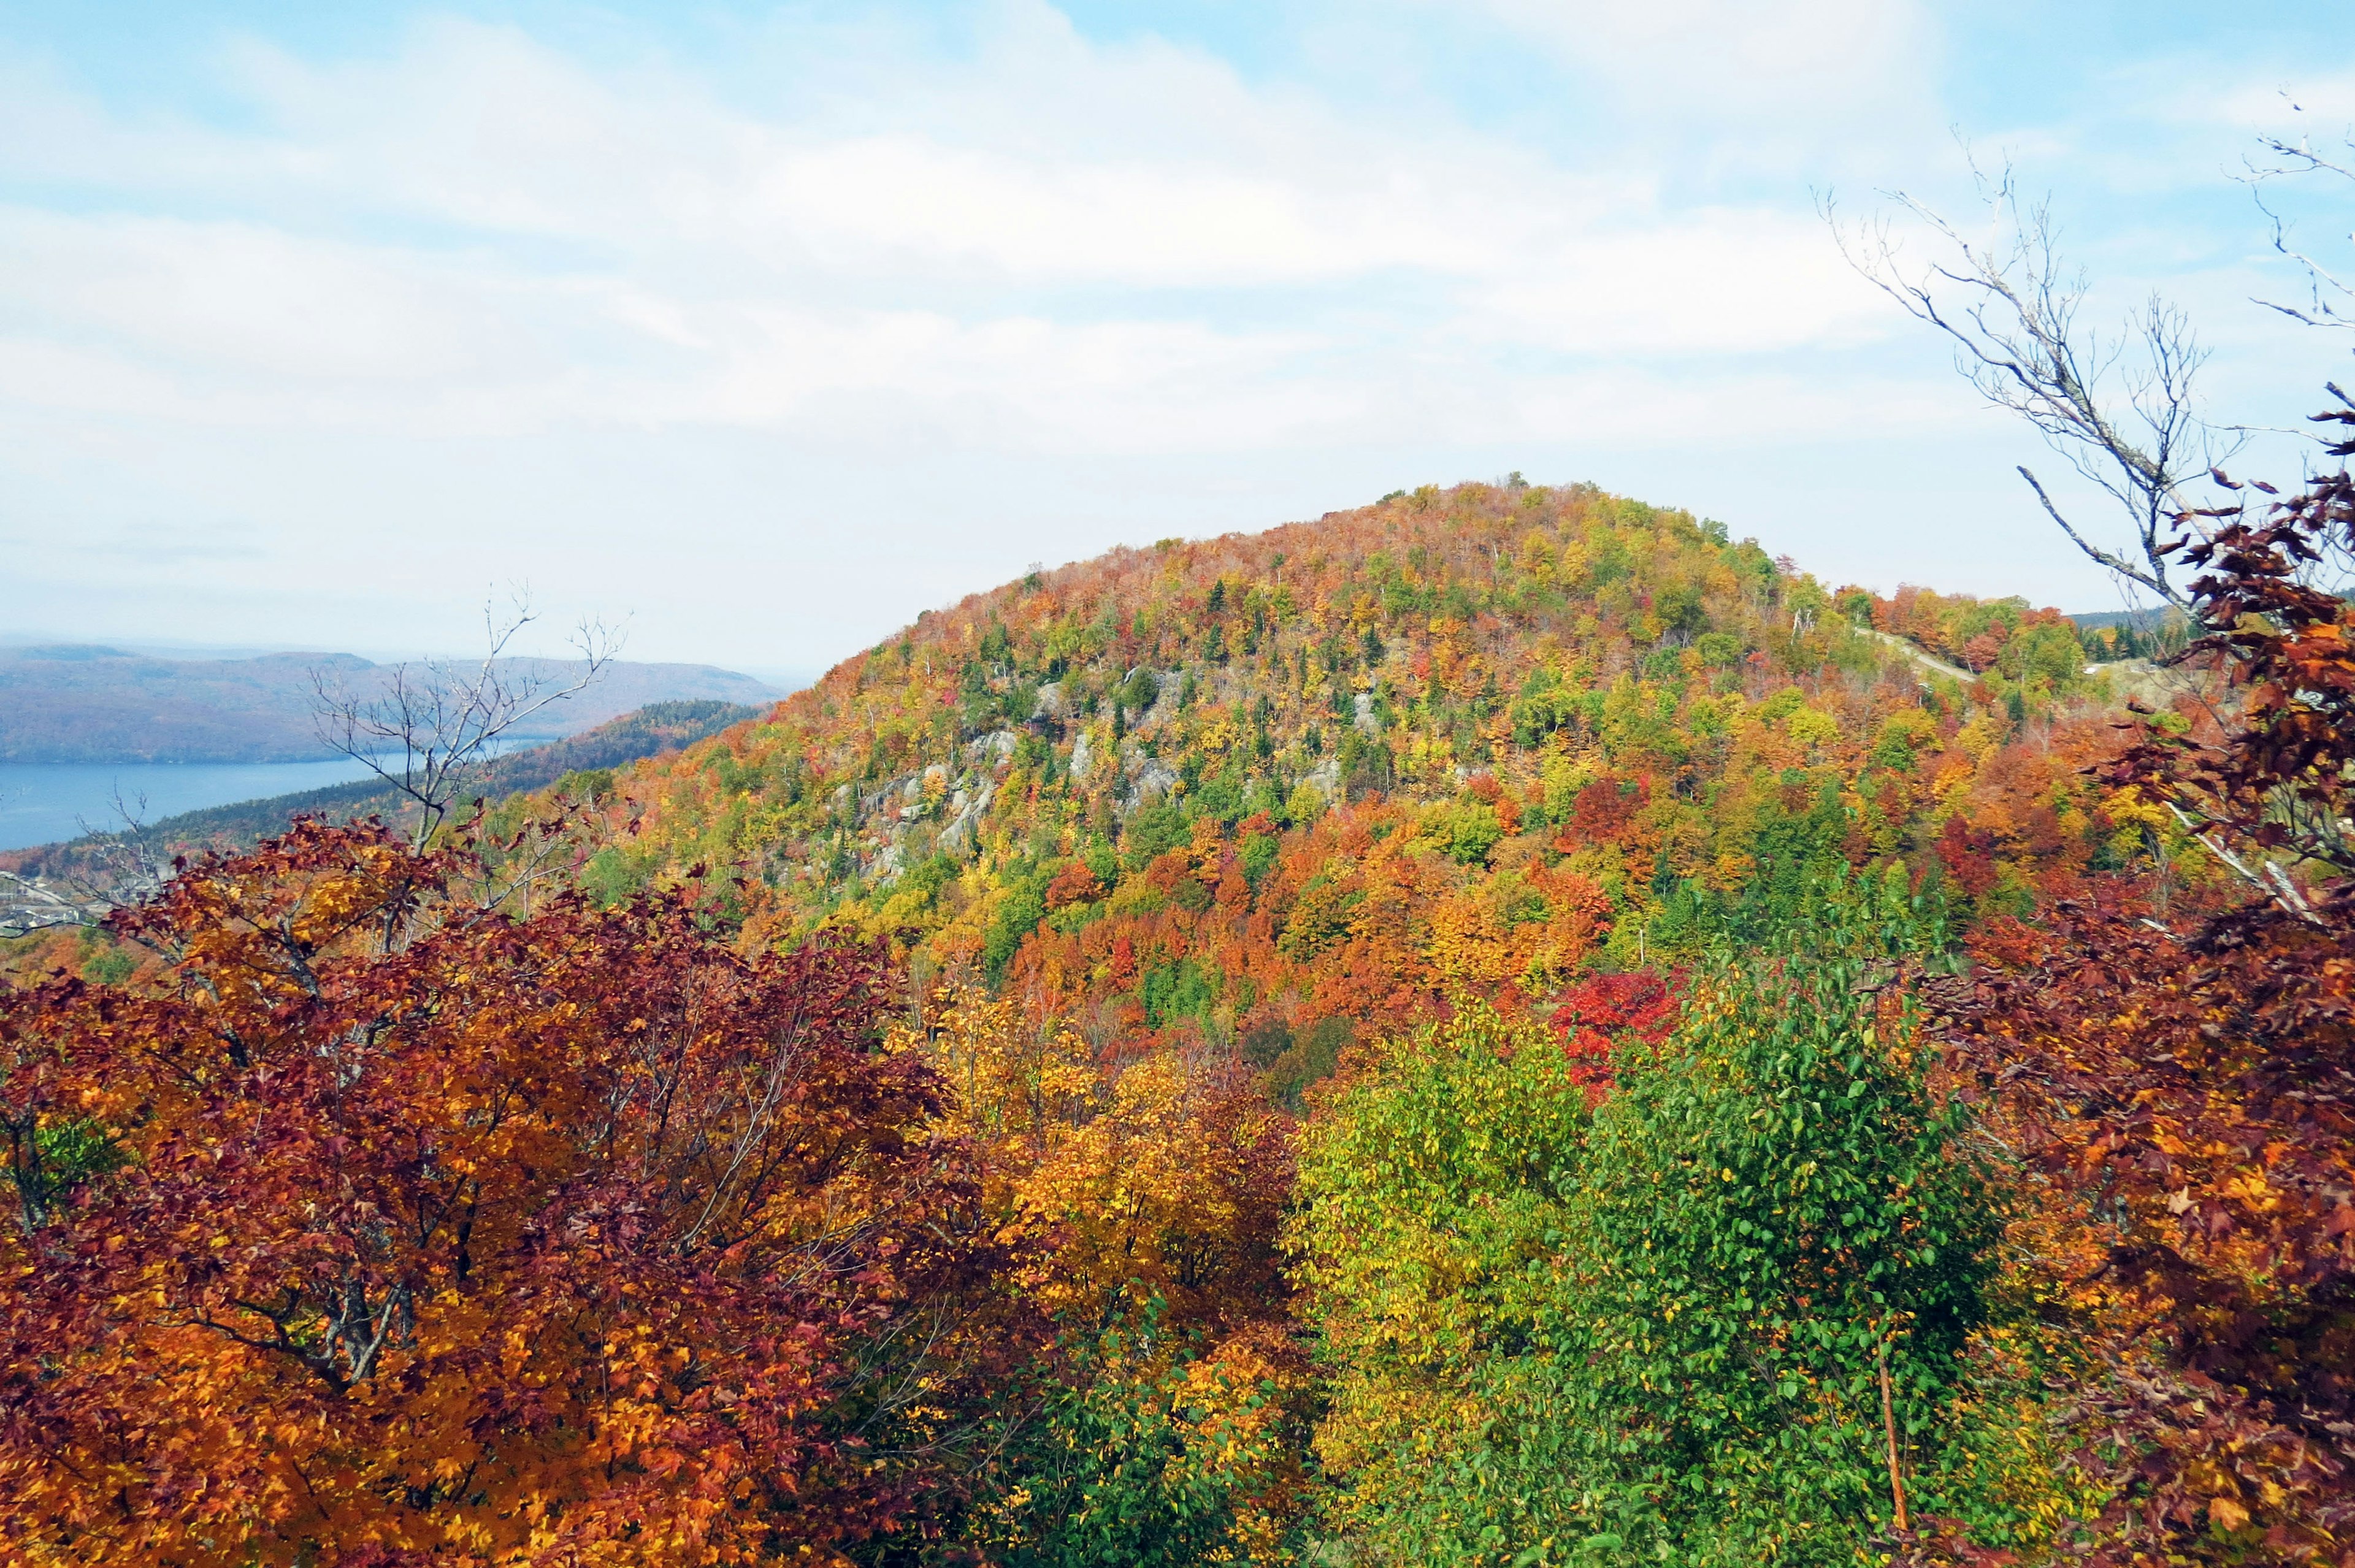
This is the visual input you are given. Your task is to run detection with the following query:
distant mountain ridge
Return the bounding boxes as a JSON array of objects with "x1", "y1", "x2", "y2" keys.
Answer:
[
  {"x1": 0, "y1": 700, "x2": 762, "y2": 883},
  {"x1": 0, "y1": 646, "x2": 780, "y2": 763}
]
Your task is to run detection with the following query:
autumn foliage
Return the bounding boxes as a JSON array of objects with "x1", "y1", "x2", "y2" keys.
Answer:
[
  {"x1": 542, "y1": 480, "x2": 2150, "y2": 1086},
  {"x1": 1936, "y1": 415, "x2": 2355, "y2": 1565},
  {"x1": 10, "y1": 451, "x2": 2355, "y2": 1564},
  {"x1": 1548, "y1": 968, "x2": 1677, "y2": 1101},
  {"x1": 0, "y1": 822, "x2": 1015, "y2": 1565}
]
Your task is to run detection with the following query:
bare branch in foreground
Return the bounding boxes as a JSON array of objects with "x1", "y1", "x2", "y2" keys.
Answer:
[
  {"x1": 0, "y1": 789, "x2": 169, "y2": 938},
  {"x1": 1825, "y1": 155, "x2": 2237, "y2": 619},
  {"x1": 311, "y1": 589, "x2": 626, "y2": 850},
  {"x1": 2243, "y1": 101, "x2": 2355, "y2": 336}
]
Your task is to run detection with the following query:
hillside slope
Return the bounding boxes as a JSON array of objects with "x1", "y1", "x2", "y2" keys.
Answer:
[
  {"x1": 0, "y1": 481, "x2": 2251, "y2": 1564},
  {"x1": 553, "y1": 481, "x2": 2162, "y2": 1087}
]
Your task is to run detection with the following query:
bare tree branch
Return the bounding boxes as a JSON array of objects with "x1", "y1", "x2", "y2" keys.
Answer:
[
  {"x1": 2243, "y1": 100, "x2": 2355, "y2": 336},
  {"x1": 0, "y1": 790, "x2": 169, "y2": 938},
  {"x1": 311, "y1": 589, "x2": 625, "y2": 850},
  {"x1": 1824, "y1": 153, "x2": 2237, "y2": 619},
  {"x1": 2241, "y1": 105, "x2": 2355, "y2": 597}
]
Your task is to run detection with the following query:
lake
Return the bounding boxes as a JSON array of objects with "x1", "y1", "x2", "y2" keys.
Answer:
[{"x1": 0, "y1": 757, "x2": 386, "y2": 851}]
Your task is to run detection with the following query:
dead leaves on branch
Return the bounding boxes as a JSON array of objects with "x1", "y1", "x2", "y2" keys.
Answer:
[{"x1": 1939, "y1": 421, "x2": 2355, "y2": 1566}]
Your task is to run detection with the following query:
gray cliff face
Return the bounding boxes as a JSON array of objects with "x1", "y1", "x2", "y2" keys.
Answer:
[
  {"x1": 1122, "y1": 748, "x2": 1180, "y2": 806},
  {"x1": 832, "y1": 664, "x2": 1341, "y2": 886},
  {"x1": 1030, "y1": 684, "x2": 1070, "y2": 724}
]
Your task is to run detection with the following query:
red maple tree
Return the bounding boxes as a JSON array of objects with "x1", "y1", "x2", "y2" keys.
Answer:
[{"x1": 1935, "y1": 407, "x2": 2355, "y2": 1564}]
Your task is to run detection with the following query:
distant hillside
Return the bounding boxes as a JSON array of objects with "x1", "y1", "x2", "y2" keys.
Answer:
[
  {"x1": 0, "y1": 646, "x2": 779, "y2": 763},
  {"x1": 2068, "y1": 603, "x2": 2192, "y2": 660},
  {"x1": 0, "y1": 702, "x2": 762, "y2": 881},
  {"x1": 527, "y1": 479, "x2": 2156, "y2": 1084},
  {"x1": 2068, "y1": 606, "x2": 2180, "y2": 630}
]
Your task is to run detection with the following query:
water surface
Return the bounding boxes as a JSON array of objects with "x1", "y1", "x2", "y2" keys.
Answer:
[{"x1": 0, "y1": 758, "x2": 385, "y2": 851}]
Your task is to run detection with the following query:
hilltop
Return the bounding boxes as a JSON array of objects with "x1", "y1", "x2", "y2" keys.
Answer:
[
  {"x1": 536, "y1": 479, "x2": 2162, "y2": 1091},
  {"x1": 0, "y1": 646, "x2": 779, "y2": 763}
]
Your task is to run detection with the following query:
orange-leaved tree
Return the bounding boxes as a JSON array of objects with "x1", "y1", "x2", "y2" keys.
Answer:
[
  {"x1": 0, "y1": 820, "x2": 1022, "y2": 1567},
  {"x1": 1938, "y1": 411, "x2": 2355, "y2": 1564}
]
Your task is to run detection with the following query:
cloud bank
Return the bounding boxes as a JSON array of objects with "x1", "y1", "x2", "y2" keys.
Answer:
[{"x1": 0, "y1": 1, "x2": 2340, "y2": 665}]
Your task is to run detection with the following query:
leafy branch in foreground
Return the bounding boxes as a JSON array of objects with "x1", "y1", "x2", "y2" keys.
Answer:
[
  {"x1": 2120, "y1": 396, "x2": 2355, "y2": 895},
  {"x1": 0, "y1": 819, "x2": 1022, "y2": 1564},
  {"x1": 1936, "y1": 397, "x2": 2355, "y2": 1566}
]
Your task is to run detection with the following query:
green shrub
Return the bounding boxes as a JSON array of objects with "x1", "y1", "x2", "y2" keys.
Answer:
[
  {"x1": 1293, "y1": 895, "x2": 2010, "y2": 1566},
  {"x1": 1123, "y1": 801, "x2": 1190, "y2": 870},
  {"x1": 970, "y1": 1301, "x2": 1295, "y2": 1567},
  {"x1": 1140, "y1": 960, "x2": 1216, "y2": 1028},
  {"x1": 1239, "y1": 831, "x2": 1279, "y2": 887},
  {"x1": 1443, "y1": 802, "x2": 1505, "y2": 866},
  {"x1": 1694, "y1": 630, "x2": 1745, "y2": 668},
  {"x1": 983, "y1": 869, "x2": 1050, "y2": 981}
]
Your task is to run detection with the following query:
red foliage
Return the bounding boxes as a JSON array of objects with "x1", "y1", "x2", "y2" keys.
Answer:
[
  {"x1": 1937, "y1": 416, "x2": 2355, "y2": 1565},
  {"x1": 1948, "y1": 896, "x2": 2355, "y2": 1562},
  {"x1": 1557, "y1": 774, "x2": 1644, "y2": 849},
  {"x1": 2117, "y1": 437, "x2": 2355, "y2": 887},
  {"x1": 1934, "y1": 815, "x2": 2001, "y2": 900},
  {"x1": 1044, "y1": 859, "x2": 1106, "y2": 909},
  {"x1": 1548, "y1": 969, "x2": 1679, "y2": 1103},
  {"x1": 0, "y1": 822, "x2": 1019, "y2": 1565}
]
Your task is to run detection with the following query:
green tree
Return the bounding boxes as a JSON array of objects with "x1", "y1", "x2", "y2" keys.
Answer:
[{"x1": 1294, "y1": 901, "x2": 2007, "y2": 1566}]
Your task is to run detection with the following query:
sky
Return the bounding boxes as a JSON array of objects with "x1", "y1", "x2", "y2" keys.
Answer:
[{"x1": 2, "y1": 1, "x2": 2351, "y2": 676}]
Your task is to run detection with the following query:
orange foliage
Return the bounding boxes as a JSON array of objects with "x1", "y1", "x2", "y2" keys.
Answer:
[{"x1": 0, "y1": 824, "x2": 1016, "y2": 1566}]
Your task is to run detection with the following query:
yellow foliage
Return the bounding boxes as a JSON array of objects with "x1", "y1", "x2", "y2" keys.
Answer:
[
  {"x1": 1955, "y1": 709, "x2": 2009, "y2": 760},
  {"x1": 1427, "y1": 892, "x2": 1512, "y2": 990},
  {"x1": 890, "y1": 984, "x2": 1097, "y2": 1160},
  {"x1": 1013, "y1": 1053, "x2": 1287, "y2": 1326},
  {"x1": 1786, "y1": 706, "x2": 1840, "y2": 750},
  {"x1": 1517, "y1": 530, "x2": 1556, "y2": 582},
  {"x1": 894, "y1": 987, "x2": 1289, "y2": 1334}
]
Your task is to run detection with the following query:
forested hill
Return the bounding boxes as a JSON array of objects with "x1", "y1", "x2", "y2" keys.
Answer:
[
  {"x1": 553, "y1": 478, "x2": 2154, "y2": 1080},
  {"x1": 11, "y1": 476, "x2": 2322, "y2": 1566}
]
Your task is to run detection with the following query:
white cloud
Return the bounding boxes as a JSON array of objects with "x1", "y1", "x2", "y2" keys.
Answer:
[
  {"x1": 0, "y1": 6, "x2": 1915, "y2": 457},
  {"x1": 1472, "y1": 210, "x2": 1896, "y2": 355},
  {"x1": 747, "y1": 136, "x2": 1489, "y2": 285},
  {"x1": 0, "y1": 210, "x2": 520, "y2": 383},
  {"x1": 1458, "y1": 0, "x2": 1943, "y2": 154},
  {"x1": 4, "y1": 0, "x2": 2280, "y2": 664}
]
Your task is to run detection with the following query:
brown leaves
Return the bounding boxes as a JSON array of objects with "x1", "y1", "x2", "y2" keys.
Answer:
[
  {"x1": 1933, "y1": 894, "x2": 2355, "y2": 1563},
  {"x1": 2116, "y1": 465, "x2": 2355, "y2": 888},
  {"x1": 1934, "y1": 428, "x2": 2355, "y2": 1565}
]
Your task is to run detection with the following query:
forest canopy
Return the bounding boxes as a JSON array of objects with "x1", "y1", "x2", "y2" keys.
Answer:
[{"x1": 6, "y1": 451, "x2": 2351, "y2": 1564}]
